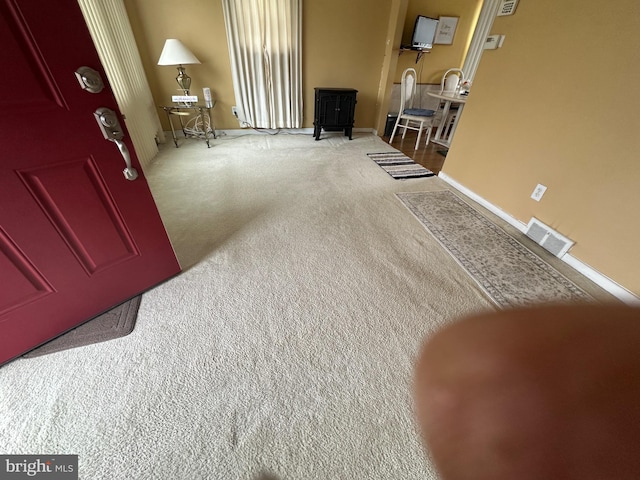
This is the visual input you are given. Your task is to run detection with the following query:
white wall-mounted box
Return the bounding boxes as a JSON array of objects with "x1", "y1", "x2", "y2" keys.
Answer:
[{"x1": 484, "y1": 34, "x2": 505, "y2": 49}]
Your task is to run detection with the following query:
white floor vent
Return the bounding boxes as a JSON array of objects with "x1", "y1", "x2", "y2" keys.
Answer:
[{"x1": 525, "y1": 218, "x2": 575, "y2": 258}]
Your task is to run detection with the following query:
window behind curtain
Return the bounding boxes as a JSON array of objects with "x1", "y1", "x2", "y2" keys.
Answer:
[{"x1": 222, "y1": 0, "x2": 302, "y2": 129}]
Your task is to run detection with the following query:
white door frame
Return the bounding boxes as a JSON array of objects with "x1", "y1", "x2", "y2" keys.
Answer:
[
  {"x1": 430, "y1": 0, "x2": 499, "y2": 147},
  {"x1": 462, "y1": 0, "x2": 501, "y2": 81}
]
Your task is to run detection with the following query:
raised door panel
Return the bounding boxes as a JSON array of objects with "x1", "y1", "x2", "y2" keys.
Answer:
[
  {"x1": 17, "y1": 157, "x2": 140, "y2": 275},
  {"x1": 318, "y1": 94, "x2": 339, "y2": 126},
  {"x1": 335, "y1": 94, "x2": 353, "y2": 126},
  {"x1": 0, "y1": 227, "x2": 54, "y2": 317},
  {"x1": 0, "y1": 0, "x2": 66, "y2": 114}
]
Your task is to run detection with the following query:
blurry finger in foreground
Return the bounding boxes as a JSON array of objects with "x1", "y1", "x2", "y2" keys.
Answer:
[{"x1": 414, "y1": 304, "x2": 640, "y2": 480}]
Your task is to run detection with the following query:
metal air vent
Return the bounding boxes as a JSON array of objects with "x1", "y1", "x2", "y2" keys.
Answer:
[{"x1": 525, "y1": 218, "x2": 574, "y2": 258}]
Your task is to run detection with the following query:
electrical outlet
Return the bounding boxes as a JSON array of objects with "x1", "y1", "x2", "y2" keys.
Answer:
[
  {"x1": 531, "y1": 184, "x2": 547, "y2": 201},
  {"x1": 231, "y1": 106, "x2": 238, "y2": 118}
]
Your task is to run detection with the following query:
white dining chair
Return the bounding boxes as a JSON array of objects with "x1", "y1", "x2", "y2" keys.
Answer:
[
  {"x1": 440, "y1": 68, "x2": 466, "y2": 94},
  {"x1": 389, "y1": 68, "x2": 439, "y2": 150}
]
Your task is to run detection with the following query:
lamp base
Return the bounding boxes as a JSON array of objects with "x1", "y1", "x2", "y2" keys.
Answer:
[{"x1": 176, "y1": 65, "x2": 192, "y2": 96}]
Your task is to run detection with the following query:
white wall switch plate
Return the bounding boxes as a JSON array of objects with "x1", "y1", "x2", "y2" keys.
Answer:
[{"x1": 531, "y1": 184, "x2": 547, "y2": 201}]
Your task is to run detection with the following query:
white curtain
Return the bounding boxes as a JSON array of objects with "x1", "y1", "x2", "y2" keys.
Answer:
[{"x1": 222, "y1": 0, "x2": 303, "y2": 129}]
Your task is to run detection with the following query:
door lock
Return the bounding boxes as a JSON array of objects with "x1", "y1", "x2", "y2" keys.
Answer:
[
  {"x1": 93, "y1": 107, "x2": 138, "y2": 181},
  {"x1": 75, "y1": 66, "x2": 105, "y2": 93},
  {"x1": 94, "y1": 107, "x2": 124, "y2": 141}
]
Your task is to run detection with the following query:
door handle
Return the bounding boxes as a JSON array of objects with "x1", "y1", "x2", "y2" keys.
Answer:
[
  {"x1": 113, "y1": 139, "x2": 138, "y2": 181},
  {"x1": 93, "y1": 107, "x2": 138, "y2": 181}
]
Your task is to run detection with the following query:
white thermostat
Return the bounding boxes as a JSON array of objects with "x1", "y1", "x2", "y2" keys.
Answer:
[
  {"x1": 484, "y1": 34, "x2": 505, "y2": 49},
  {"x1": 497, "y1": 0, "x2": 518, "y2": 16}
]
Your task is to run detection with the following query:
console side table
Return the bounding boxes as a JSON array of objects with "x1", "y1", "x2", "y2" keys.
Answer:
[{"x1": 160, "y1": 102, "x2": 217, "y2": 148}]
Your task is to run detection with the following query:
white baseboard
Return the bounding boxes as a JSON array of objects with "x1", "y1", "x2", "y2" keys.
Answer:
[
  {"x1": 161, "y1": 128, "x2": 378, "y2": 143},
  {"x1": 438, "y1": 172, "x2": 640, "y2": 305},
  {"x1": 213, "y1": 127, "x2": 375, "y2": 137}
]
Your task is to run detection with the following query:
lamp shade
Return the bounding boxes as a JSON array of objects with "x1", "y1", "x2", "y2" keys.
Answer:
[{"x1": 157, "y1": 39, "x2": 201, "y2": 66}]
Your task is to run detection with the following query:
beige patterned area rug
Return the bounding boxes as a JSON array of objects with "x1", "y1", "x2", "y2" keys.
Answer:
[{"x1": 397, "y1": 190, "x2": 592, "y2": 307}]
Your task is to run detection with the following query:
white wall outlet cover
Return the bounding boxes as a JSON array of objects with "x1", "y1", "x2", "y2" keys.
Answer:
[{"x1": 531, "y1": 184, "x2": 547, "y2": 201}]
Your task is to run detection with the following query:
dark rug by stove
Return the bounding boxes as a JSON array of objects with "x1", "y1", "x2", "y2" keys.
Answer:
[
  {"x1": 397, "y1": 190, "x2": 592, "y2": 308},
  {"x1": 23, "y1": 296, "x2": 142, "y2": 358},
  {"x1": 367, "y1": 152, "x2": 435, "y2": 179}
]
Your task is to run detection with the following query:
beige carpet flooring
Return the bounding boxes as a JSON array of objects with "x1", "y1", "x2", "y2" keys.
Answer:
[{"x1": 0, "y1": 133, "x2": 611, "y2": 479}]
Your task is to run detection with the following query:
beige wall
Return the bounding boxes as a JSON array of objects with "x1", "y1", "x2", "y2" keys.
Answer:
[
  {"x1": 442, "y1": 0, "x2": 640, "y2": 296},
  {"x1": 303, "y1": 1, "x2": 391, "y2": 130},
  {"x1": 124, "y1": 0, "x2": 236, "y2": 131},
  {"x1": 394, "y1": 0, "x2": 482, "y2": 84},
  {"x1": 124, "y1": 0, "x2": 392, "y2": 131}
]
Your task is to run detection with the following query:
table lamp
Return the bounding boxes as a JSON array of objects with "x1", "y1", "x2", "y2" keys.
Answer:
[{"x1": 157, "y1": 39, "x2": 201, "y2": 95}]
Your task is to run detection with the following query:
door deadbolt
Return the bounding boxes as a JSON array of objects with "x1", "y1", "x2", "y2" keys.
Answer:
[{"x1": 75, "y1": 66, "x2": 104, "y2": 93}]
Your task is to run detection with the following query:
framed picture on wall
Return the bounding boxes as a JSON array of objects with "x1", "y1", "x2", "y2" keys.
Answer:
[{"x1": 434, "y1": 16, "x2": 459, "y2": 45}]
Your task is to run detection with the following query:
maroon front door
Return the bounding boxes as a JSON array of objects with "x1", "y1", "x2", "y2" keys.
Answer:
[{"x1": 0, "y1": 0, "x2": 181, "y2": 365}]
